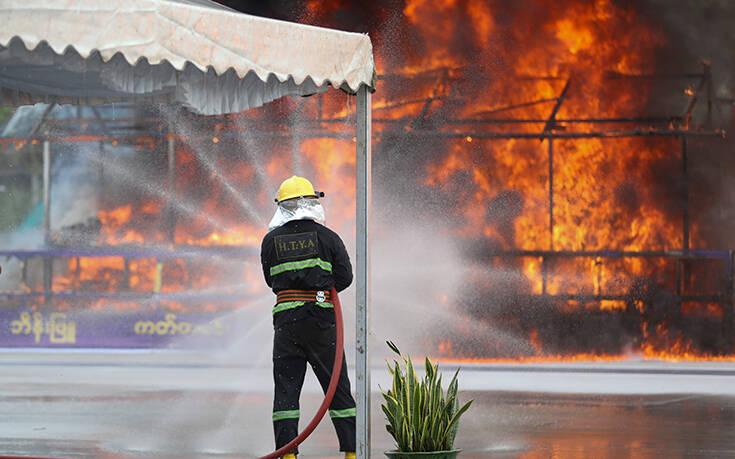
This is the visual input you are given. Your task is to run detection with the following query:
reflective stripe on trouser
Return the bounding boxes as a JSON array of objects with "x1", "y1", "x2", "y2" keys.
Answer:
[
  {"x1": 272, "y1": 300, "x2": 333, "y2": 315},
  {"x1": 273, "y1": 315, "x2": 356, "y2": 454},
  {"x1": 272, "y1": 409, "x2": 299, "y2": 421}
]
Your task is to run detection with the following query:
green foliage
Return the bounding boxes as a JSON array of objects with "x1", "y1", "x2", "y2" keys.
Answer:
[{"x1": 380, "y1": 341, "x2": 473, "y2": 452}]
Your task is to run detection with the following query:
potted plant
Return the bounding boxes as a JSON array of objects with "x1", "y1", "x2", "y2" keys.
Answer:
[{"x1": 381, "y1": 341, "x2": 473, "y2": 458}]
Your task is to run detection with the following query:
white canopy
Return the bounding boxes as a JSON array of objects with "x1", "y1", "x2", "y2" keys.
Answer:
[{"x1": 0, "y1": 0, "x2": 376, "y2": 114}]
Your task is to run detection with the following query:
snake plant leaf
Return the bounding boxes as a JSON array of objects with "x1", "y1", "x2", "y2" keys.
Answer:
[
  {"x1": 447, "y1": 391, "x2": 462, "y2": 447},
  {"x1": 382, "y1": 392, "x2": 399, "y2": 407},
  {"x1": 407, "y1": 356, "x2": 417, "y2": 391},
  {"x1": 431, "y1": 383, "x2": 442, "y2": 436},
  {"x1": 402, "y1": 419, "x2": 411, "y2": 451},
  {"x1": 381, "y1": 394, "x2": 399, "y2": 421},
  {"x1": 382, "y1": 408, "x2": 396, "y2": 429},
  {"x1": 429, "y1": 405, "x2": 443, "y2": 445},
  {"x1": 405, "y1": 357, "x2": 416, "y2": 426},
  {"x1": 441, "y1": 399, "x2": 473, "y2": 446},
  {"x1": 418, "y1": 414, "x2": 430, "y2": 450},
  {"x1": 412, "y1": 380, "x2": 421, "y2": 439},
  {"x1": 447, "y1": 369, "x2": 459, "y2": 399},
  {"x1": 386, "y1": 423, "x2": 396, "y2": 440},
  {"x1": 395, "y1": 409, "x2": 407, "y2": 450},
  {"x1": 393, "y1": 361, "x2": 403, "y2": 395},
  {"x1": 425, "y1": 357, "x2": 434, "y2": 380},
  {"x1": 387, "y1": 340, "x2": 401, "y2": 356},
  {"x1": 424, "y1": 374, "x2": 434, "y2": 416}
]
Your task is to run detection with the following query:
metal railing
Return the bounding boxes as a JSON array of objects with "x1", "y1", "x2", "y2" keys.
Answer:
[{"x1": 0, "y1": 245, "x2": 260, "y2": 309}]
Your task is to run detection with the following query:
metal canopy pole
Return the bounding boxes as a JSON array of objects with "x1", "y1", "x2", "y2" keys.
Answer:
[
  {"x1": 355, "y1": 84, "x2": 372, "y2": 459},
  {"x1": 43, "y1": 140, "x2": 51, "y2": 244},
  {"x1": 167, "y1": 122, "x2": 176, "y2": 244},
  {"x1": 42, "y1": 140, "x2": 53, "y2": 302}
]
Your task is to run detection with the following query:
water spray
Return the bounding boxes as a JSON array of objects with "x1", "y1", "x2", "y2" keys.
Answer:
[
  {"x1": 0, "y1": 287, "x2": 345, "y2": 459},
  {"x1": 258, "y1": 286, "x2": 345, "y2": 459}
]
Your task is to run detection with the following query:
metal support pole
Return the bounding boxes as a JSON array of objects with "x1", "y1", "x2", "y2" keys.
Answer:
[
  {"x1": 548, "y1": 138, "x2": 554, "y2": 251},
  {"x1": 292, "y1": 99, "x2": 305, "y2": 175},
  {"x1": 594, "y1": 257, "x2": 602, "y2": 296},
  {"x1": 680, "y1": 136, "x2": 690, "y2": 311},
  {"x1": 43, "y1": 141, "x2": 51, "y2": 244},
  {"x1": 726, "y1": 250, "x2": 734, "y2": 350},
  {"x1": 682, "y1": 136, "x2": 689, "y2": 251},
  {"x1": 355, "y1": 85, "x2": 372, "y2": 459},
  {"x1": 167, "y1": 123, "x2": 176, "y2": 244},
  {"x1": 43, "y1": 140, "x2": 52, "y2": 304},
  {"x1": 541, "y1": 256, "x2": 548, "y2": 296},
  {"x1": 292, "y1": 132, "x2": 301, "y2": 174},
  {"x1": 542, "y1": 138, "x2": 554, "y2": 298},
  {"x1": 676, "y1": 257, "x2": 682, "y2": 297},
  {"x1": 31, "y1": 172, "x2": 40, "y2": 206}
]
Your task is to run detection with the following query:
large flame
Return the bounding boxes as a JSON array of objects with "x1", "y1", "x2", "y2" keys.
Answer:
[
  {"x1": 36, "y1": 0, "x2": 732, "y2": 361},
  {"x1": 303, "y1": 0, "x2": 731, "y2": 362}
]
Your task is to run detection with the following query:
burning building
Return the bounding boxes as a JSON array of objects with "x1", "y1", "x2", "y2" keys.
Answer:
[
  {"x1": 226, "y1": 0, "x2": 735, "y2": 361},
  {"x1": 1, "y1": 0, "x2": 735, "y2": 360}
]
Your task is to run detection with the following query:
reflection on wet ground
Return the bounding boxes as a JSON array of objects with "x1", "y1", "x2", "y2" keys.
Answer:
[
  {"x1": 1, "y1": 361, "x2": 735, "y2": 458},
  {"x1": 457, "y1": 392, "x2": 735, "y2": 458}
]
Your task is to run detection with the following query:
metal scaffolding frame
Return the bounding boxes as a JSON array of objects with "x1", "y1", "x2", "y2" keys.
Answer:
[
  {"x1": 1, "y1": 69, "x2": 729, "y2": 294},
  {"x1": 0, "y1": 64, "x2": 729, "y2": 324}
]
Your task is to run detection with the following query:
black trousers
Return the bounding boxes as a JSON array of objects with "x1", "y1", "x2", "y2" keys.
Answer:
[{"x1": 272, "y1": 313, "x2": 356, "y2": 455}]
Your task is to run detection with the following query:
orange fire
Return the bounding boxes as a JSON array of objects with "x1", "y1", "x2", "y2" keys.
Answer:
[
  {"x1": 353, "y1": 0, "x2": 728, "y2": 362},
  {"x1": 44, "y1": 93, "x2": 360, "y2": 315},
  {"x1": 36, "y1": 0, "x2": 732, "y2": 361}
]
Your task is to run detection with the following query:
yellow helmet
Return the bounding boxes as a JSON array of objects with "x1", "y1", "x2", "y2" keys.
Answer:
[{"x1": 275, "y1": 175, "x2": 324, "y2": 203}]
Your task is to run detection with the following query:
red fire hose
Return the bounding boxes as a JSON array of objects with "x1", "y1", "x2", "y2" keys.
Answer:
[{"x1": 257, "y1": 286, "x2": 345, "y2": 459}]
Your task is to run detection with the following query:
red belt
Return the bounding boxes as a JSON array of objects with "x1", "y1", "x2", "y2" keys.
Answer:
[{"x1": 276, "y1": 289, "x2": 332, "y2": 304}]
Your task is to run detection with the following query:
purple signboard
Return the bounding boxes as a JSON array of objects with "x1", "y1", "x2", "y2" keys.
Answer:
[{"x1": 0, "y1": 309, "x2": 235, "y2": 348}]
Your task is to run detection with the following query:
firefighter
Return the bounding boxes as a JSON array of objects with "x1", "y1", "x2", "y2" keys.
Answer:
[{"x1": 260, "y1": 175, "x2": 356, "y2": 459}]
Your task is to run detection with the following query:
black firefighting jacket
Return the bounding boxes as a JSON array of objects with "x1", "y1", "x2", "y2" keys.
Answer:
[{"x1": 260, "y1": 219, "x2": 353, "y2": 326}]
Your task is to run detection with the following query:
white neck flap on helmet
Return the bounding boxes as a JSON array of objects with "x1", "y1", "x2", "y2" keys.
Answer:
[{"x1": 268, "y1": 197, "x2": 326, "y2": 230}]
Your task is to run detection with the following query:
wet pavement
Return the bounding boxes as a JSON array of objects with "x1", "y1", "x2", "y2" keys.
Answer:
[
  {"x1": 2, "y1": 352, "x2": 735, "y2": 458},
  {"x1": 459, "y1": 392, "x2": 735, "y2": 458}
]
